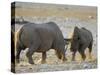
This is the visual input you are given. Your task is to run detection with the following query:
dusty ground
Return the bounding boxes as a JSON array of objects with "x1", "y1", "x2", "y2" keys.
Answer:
[
  {"x1": 12, "y1": 2, "x2": 97, "y2": 73},
  {"x1": 15, "y1": 61, "x2": 97, "y2": 73}
]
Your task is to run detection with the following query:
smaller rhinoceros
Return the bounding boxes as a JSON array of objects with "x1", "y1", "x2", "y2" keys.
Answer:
[{"x1": 70, "y1": 26, "x2": 93, "y2": 61}]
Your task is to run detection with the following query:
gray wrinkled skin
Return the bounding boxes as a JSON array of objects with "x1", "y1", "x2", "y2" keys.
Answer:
[
  {"x1": 70, "y1": 27, "x2": 93, "y2": 61},
  {"x1": 16, "y1": 22, "x2": 67, "y2": 64}
]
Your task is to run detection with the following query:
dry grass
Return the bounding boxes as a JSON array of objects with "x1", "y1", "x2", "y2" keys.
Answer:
[{"x1": 12, "y1": 5, "x2": 97, "y2": 21}]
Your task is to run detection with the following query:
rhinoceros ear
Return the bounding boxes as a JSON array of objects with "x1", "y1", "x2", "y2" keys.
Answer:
[
  {"x1": 73, "y1": 26, "x2": 81, "y2": 40},
  {"x1": 74, "y1": 26, "x2": 79, "y2": 30},
  {"x1": 74, "y1": 26, "x2": 80, "y2": 33},
  {"x1": 74, "y1": 26, "x2": 80, "y2": 34}
]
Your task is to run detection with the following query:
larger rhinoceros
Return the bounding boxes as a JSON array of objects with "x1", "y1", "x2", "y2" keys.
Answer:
[{"x1": 16, "y1": 22, "x2": 67, "y2": 64}]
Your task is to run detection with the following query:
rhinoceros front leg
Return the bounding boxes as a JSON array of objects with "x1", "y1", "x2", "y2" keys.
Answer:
[
  {"x1": 78, "y1": 46, "x2": 86, "y2": 61},
  {"x1": 72, "y1": 51, "x2": 76, "y2": 61},
  {"x1": 41, "y1": 52, "x2": 47, "y2": 64},
  {"x1": 62, "y1": 54, "x2": 67, "y2": 62}
]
